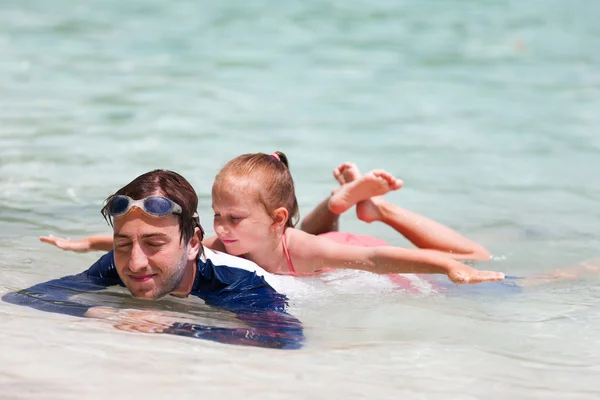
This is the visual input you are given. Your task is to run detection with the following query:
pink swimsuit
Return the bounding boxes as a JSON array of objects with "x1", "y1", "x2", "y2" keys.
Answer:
[
  {"x1": 281, "y1": 231, "x2": 328, "y2": 276},
  {"x1": 281, "y1": 231, "x2": 297, "y2": 275}
]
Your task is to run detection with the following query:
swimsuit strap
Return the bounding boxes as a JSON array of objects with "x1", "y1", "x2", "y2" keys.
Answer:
[{"x1": 282, "y1": 231, "x2": 296, "y2": 275}]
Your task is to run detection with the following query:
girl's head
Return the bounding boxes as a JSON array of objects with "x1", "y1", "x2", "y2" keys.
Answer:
[{"x1": 211, "y1": 152, "x2": 300, "y2": 255}]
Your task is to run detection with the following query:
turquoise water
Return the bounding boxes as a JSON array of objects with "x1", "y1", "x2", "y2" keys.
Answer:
[{"x1": 1, "y1": 0, "x2": 600, "y2": 398}]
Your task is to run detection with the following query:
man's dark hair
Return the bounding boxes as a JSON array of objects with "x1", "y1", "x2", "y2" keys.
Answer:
[{"x1": 101, "y1": 170, "x2": 205, "y2": 252}]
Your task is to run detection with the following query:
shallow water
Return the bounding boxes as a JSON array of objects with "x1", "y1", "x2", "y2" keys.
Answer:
[{"x1": 1, "y1": 0, "x2": 600, "y2": 398}]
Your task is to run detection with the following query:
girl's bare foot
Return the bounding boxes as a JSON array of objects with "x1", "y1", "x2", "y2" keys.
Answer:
[
  {"x1": 356, "y1": 196, "x2": 387, "y2": 223},
  {"x1": 328, "y1": 170, "x2": 402, "y2": 215},
  {"x1": 333, "y1": 162, "x2": 362, "y2": 185},
  {"x1": 332, "y1": 163, "x2": 403, "y2": 220}
]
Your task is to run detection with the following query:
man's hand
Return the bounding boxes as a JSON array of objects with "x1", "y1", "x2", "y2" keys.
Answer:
[{"x1": 85, "y1": 307, "x2": 175, "y2": 333}]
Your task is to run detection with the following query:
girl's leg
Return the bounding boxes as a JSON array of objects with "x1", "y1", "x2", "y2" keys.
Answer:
[
  {"x1": 298, "y1": 197, "x2": 341, "y2": 235},
  {"x1": 327, "y1": 167, "x2": 490, "y2": 260},
  {"x1": 302, "y1": 162, "x2": 490, "y2": 261},
  {"x1": 299, "y1": 163, "x2": 360, "y2": 235},
  {"x1": 300, "y1": 163, "x2": 401, "y2": 235},
  {"x1": 354, "y1": 197, "x2": 491, "y2": 260}
]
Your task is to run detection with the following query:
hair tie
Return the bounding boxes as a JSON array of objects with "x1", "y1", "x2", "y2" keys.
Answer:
[{"x1": 270, "y1": 153, "x2": 280, "y2": 161}]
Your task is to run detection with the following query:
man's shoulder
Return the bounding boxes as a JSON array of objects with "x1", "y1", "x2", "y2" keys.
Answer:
[
  {"x1": 200, "y1": 248, "x2": 294, "y2": 294},
  {"x1": 193, "y1": 248, "x2": 288, "y2": 311},
  {"x1": 85, "y1": 251, "x2": 122, "y2": 286},
  {"x1": 203, "y1": 248, "x2": 265, "y2": 273}
]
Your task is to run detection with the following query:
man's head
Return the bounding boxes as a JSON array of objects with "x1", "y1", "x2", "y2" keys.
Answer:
[{"x1": 101, "y1": 170, "x2": 204, "y2": 299}]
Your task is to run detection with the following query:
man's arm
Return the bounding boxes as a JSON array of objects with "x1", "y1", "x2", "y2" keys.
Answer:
[
  {"x1": 162, "y1": 310, "x2": 303, "y2": 350},
  {"x1": 2, "y1": 274, "x2": 106, "y2": 317},
  {"x1": 185, "y1": 258, "x2": 305, "y2": 349},
  {"x1": 2, "y1": 251, "x2": 119, "y2": 317}
]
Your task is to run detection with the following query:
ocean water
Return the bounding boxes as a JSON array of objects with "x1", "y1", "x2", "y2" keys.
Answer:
[{"x1": 1, "y1": 0, "x2": 600, "y2": 398}]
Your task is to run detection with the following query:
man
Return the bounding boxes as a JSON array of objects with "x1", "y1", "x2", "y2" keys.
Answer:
[{"x1": 2, "y1": 170, "x2": 303, "y2": 350}]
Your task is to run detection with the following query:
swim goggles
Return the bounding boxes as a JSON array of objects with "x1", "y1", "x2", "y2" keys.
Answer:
[{"x1": 107, "y1": 195, "x2": 182, "y2": 217}]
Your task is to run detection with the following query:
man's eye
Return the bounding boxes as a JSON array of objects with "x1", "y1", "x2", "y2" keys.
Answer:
[
  {"x1": 147, "y1": 242, "x2": 165, "y2": 248},
  {"x1": 115, "y1": 242, "x2": 131, "y2": 249},
  {"x1": 230, "y1": 216, "x2": 242, "y2": 221}
]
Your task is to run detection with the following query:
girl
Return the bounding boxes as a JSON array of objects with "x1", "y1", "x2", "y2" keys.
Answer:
[
  {"x1": 205, "y1": 152, "x2": 597, "y2": 285},
  {"x1": 202, "y1": 152, "x2": 502, "y2": 284},
  {"x1": 41, "y1": 152, "x2": 505, "y2": 285}
]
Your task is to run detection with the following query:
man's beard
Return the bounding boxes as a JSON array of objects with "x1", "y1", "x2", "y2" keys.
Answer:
[
  {"x1": 153, "y1": 245, "x2": 189, "y2": 299},
  {"x1": 128, "y1": 245, "x2": 190, "y2": 300}
]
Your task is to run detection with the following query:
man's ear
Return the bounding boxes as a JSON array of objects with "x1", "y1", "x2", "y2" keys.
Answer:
[
  {"x1": 272, "y1": 207, "x2": 289, "y2": 230},
  {"x1": 187, "y1": 227, "x2": 201, "y2": 261}
]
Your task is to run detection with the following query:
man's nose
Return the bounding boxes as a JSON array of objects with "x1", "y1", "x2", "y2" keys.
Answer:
[{"x1": 128, "y1": 242, "x2": 148, "y2": 272}]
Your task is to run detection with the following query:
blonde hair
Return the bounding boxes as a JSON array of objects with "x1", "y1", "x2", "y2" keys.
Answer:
[{"x1": 213, "y1": 151, "x2": 300, "y2": 227}]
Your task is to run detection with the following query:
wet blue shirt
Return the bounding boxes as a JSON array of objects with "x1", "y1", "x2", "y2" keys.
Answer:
[{"x1": 2, "y1": 249, "x2": 304, "y2": 350}]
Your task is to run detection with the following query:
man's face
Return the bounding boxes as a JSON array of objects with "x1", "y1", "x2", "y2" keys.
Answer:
[{"x1": 112, "y1": 208, "x2": 191, "y2": 299}]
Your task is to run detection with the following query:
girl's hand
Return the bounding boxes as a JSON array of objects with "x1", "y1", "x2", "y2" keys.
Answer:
[
  {"x1": 39, "y1": 234, "x2": 92, "y2": 253},
  {"x1": 448, "y1": 264, "x2": 505, "y2": 285}
]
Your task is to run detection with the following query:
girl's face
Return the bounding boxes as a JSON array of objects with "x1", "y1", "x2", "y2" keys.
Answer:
[{"x1": 212, "y1": 181, "x2": 276, "y2": 256}]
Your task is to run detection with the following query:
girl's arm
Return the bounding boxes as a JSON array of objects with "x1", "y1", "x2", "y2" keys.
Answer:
[
  {"x1": 40, "y1": 234, "x2": 113, "y2": 252},
  {"x1": 295, "y1": 233, "x2": 503, "y2": 285}
]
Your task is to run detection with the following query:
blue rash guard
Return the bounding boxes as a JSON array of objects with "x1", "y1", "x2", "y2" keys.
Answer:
[{"x1": 2, "y1": 248, "x2": 304, "y2": 350}]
